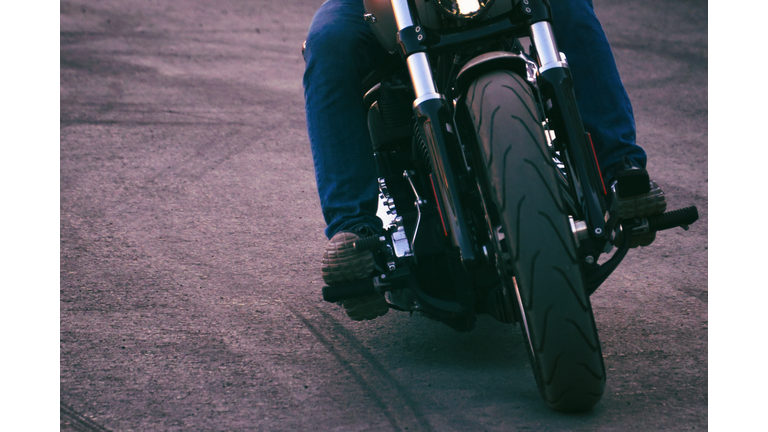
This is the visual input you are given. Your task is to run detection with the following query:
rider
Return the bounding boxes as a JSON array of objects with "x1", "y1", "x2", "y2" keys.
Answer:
[{"x1": 303, "y1": 0, "x2": 666, "y2": 321}]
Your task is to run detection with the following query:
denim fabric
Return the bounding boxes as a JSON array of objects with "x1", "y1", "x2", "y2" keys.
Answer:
[
  {"x1": 303, "y1": 0, "x2": 646, "y2": 239},
  {"x1": 303, "y1": 0, "x2": 386, "y2": 239}
]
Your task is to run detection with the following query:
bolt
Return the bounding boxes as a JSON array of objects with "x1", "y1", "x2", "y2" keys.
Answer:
[
  {"x1": 595, "y1": 228, "x2": 603, "y2": 235},
  {"x1": 585, "y1": 256, "x2": 595, "y2": 264}
]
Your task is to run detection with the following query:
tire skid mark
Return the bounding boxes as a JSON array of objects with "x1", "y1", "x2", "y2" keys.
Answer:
[
  {"x1": 286, "y1": 304, "x2": 433, "y2": 432},
  {"x1": 144, "y1": 127, "x2": 251, "y2": 184},
  {"x1": 60, "y1": 402, "x2": 112, "y2": 432}
]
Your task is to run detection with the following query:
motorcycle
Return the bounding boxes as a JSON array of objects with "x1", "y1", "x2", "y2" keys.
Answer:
[{"x1": 317, "y1": 0, "x2": 699, "y2": 412}]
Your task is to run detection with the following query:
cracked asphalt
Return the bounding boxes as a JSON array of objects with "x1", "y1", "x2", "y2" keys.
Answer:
[{"x1": 55, "y1": 0, "x2": 707, "y2": 430}]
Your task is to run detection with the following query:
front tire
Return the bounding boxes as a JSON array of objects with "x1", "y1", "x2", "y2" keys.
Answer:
[{"x1": 465, "y1": 70, "x2": 606, "y2": 412}]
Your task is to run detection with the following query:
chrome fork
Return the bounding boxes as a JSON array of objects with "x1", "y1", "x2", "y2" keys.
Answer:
[
  {"x1": 390, "y1": 0, "x2": 442, "y2": 105},
  {"x1": 530, "y1": 21, "x2": 568, "y2": 73}
]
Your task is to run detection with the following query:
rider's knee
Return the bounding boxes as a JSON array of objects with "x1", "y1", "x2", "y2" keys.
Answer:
[{"x1": 304, "y1": 23, "x2": 356, "y2": 66}]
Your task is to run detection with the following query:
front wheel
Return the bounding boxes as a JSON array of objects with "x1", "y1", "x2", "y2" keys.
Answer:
[{"x1": 465, "y1": 70, "x2": 606, "y2": 412}]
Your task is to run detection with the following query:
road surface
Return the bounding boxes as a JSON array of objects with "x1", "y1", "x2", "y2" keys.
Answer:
[{"x1": 60, "y1": 0, "x2": 707, "y2": 430}]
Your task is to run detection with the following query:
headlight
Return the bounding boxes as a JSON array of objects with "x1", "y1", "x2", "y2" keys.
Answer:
[{"x1": 433, "y1": 0, "x2": 496, "y2": 20}]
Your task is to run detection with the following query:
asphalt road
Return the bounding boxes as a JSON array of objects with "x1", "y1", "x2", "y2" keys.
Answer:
[{"x1": 60, "y1": 0, "x2": 708, "y2": 430}]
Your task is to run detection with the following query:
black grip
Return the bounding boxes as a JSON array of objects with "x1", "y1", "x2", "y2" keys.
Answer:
[
  {"x1": 647, "y1": 206, "x2": 699, "y2": 231},
  {"x1": 322, "y1": 279, "x2": 376, "y2": 303}
]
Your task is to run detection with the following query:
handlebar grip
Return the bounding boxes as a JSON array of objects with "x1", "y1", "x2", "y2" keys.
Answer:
[
  {"x1": 322, "y1": 279, "x2": 376, "y2": 303},
  {"x1": 647, "y1": 206, "x2": 699, "y2": 231}
]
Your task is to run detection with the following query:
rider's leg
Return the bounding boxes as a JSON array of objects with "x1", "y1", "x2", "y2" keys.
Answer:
[
  {"x1": 303, "y1": 0, "x2": 387, "y2": 240},
  {"x1": 303, "y1": 0, "x2": 390, "y2": 319},
  {"x1": 548, "y1": 0, "x2": 647, "y2": 173}
]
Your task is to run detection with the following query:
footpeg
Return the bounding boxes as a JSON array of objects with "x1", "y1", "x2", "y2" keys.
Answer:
[
  {"x1": 321, "y1": 266, "x2": 412, "y2": 303},
  {"x1": 646, "y1": 205, "x2": 699, "y2": 232}
]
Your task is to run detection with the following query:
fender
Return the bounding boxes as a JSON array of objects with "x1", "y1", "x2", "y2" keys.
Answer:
[{"x1": 455, "y1": 51, "x2": 538, "y2": 92}]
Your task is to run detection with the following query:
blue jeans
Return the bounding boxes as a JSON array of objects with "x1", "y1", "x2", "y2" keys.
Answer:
[{"x1": 303, "y1": 0, "x2": 646, "y2": 239}]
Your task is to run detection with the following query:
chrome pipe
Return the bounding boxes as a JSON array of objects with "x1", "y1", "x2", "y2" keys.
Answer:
[
  {"x1": 390, "y1": 0, "x2": 414, "y2": 30},
  {"x1": 407, "y1": 53, "x2": 440, "y2": 102},
  {"x1": 530, "y1": 21, "x2": 568, "y2": 73}
]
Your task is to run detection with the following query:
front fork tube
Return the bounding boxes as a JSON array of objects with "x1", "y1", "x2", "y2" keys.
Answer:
[
  {"x1": 413, "y1": 99, "x2": 477, "y2": 267},
  {"x1": 391, "y1": 0, "x2": 478, "y2": 267},
  {"x1": 531, "y1": 22, "x2": 607, "y2": 243}
]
